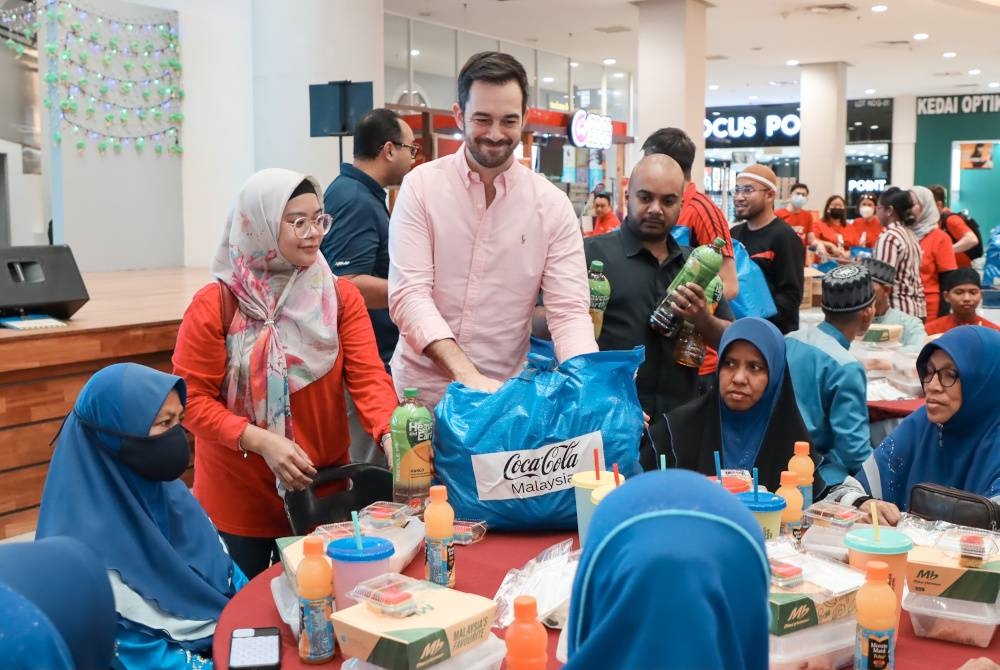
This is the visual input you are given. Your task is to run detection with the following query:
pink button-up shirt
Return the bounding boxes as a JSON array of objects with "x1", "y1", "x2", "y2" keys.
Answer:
[{"x1": 388, "y1": 147, "x2": 598, "y2": 405}]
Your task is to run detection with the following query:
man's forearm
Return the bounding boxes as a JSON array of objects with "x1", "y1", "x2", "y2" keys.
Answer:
[
  {"x1": 954, "y1": 232, "x2": 978, "y2": 254},
  {"x1": 720, "y1": 257, "x2": 739, "y2": 300},
  {"x1": 341, "y1": 274, "x2": 389, "y2": 310},
  {"x1": 423, "y1": 338, "x2": 480, "y2": 382}
]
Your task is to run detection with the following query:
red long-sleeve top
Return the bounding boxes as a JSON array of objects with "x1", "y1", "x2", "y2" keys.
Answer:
[{"x1": 173, "y1": 280, "x2": 398, "y2": 537}]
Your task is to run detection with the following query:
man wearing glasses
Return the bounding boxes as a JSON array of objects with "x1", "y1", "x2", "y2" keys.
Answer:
[{"x1": 729, "y1": 164, "x2": 805, "y2": 334}]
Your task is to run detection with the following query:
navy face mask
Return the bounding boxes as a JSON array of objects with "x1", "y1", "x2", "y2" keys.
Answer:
[{"x1": 116, "y1": 424, "x2": 191, "y2": 482}]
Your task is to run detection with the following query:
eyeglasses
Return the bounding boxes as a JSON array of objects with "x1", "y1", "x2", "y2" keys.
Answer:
[
  {"x1": 921, "y1": 367, "x2": 960, "y2": 388},
  {"x1": 733, "y1": 185, "x2": 769, "y2": 195},
  {"x1": 394, "y1": 142, "x2": 420, "y2": 158},
  {"x1": 286, "y1": 214, "x2": 333, "y2": 239}
]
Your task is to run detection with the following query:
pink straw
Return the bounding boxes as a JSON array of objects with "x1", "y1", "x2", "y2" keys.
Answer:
[{"x1": 593, "y1": 448, "x2": 600, "y2": 479}]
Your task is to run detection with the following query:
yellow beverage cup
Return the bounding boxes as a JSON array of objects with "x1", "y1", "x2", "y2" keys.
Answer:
[
  {"x1": 736, "y1": 491, "x2": 786, "y2": 540},
  {"x1": 572, "y1": 471, "x2": 624, "y2": 546}
]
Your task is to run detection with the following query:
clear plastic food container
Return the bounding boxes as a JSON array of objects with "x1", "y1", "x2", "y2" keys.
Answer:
[
  {"x1": 769, "y1": 616, "x2": 855, "y2": 670},
  {"x1": 359, "y1": 501, "x2": 410, "y2": 530},
  {"x1": 903, "y1": 592, "x2": 1000, "y2": 648},
  {"x1": 347, "y1": 573, "x2": 427, "y2": 618}
]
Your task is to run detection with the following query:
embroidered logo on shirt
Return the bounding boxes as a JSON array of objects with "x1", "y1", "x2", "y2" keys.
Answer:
[{"x1": 334, "y1": 260, "x2": 352, "y2": 267}]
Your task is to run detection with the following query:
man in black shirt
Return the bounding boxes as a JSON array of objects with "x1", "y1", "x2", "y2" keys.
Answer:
[
  {"x1": 729, "y1": 164, "x2": 804, "y2": 334},
  {"x1": 585, "y1": 154, "x2": 732, "y2": 420}
]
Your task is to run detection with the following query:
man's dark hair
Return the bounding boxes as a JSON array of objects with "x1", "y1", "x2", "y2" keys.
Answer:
[
  {"x1": 822, "y1": 308, "x2": 866, "y2": 327},
  {"x1": 593, "y1": 192, "x2": 612, "y2": 205},
  {"x1": 640, "y1": 128, "x2": 695, "y2": 178},
  {"x1": 353, "y1": 108, "x2": 403, "y2": 160},
  {"x1": 790, "y1": 182, "x2": 809, "y2": 194},
  {"x1": 928, "y1": 184, "x2": 948, "y2": 205},
  {"x1": 879, "y1": 186, "x2": 916, "y2": 227},
  {"x1": 458, "y1": 51, "x2": 529, "y2": 113}
]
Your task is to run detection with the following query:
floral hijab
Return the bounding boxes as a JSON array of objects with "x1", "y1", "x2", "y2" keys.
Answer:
[{"x1": 210, "y1": 168, "x2": 340, "y2": 440}]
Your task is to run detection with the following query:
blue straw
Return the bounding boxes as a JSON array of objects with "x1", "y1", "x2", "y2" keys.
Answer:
[
  {"x1": 351, "y1": 510, "x2": 363, "y2": 551},
  {"x1": 713, "y1": 451, "x2": 722, "y2": 483},
  {"x1": 753, "y1": 467, "x2": 759, "y2": 502},
  {"x1": 659, "y1": 453, "x2": 666, "y2": 471}
]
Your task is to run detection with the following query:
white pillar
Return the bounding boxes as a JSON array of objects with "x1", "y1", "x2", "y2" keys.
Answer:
[
  {"x1": 890, "y1": 94, "x2": 916, "y2": 187},
  {"x1": 799, "y1": 62, "x2": 848, "y2": 198},
  {"x1": 251, "y1": 0, "x2": 384, "y2": 190},
  {"x1": 635, "y1": 0, "x2": 706, "y2": 186}
]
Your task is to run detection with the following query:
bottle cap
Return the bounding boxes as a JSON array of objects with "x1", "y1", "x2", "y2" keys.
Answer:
[
  {"x1": 403, "y1": 388, "x2": 419, "y2": 398},
  {"x1": 303, "y1": 535, "x2": 324, "y2": 556},
  {"x1": 794, "y1": 441, "x2": 810, "y2": 456},
  {"x1": 713, "y1": 237, "x2": 725, "y2": 247},
  {"x1": 429, "y1": 484, "x2": 448, "y2": 502},
  {"x1": 780, "y1": 470, "x2": 799, "y2": 488},
  {"x1": 865, "y1": 560, "x2": 890, "y2": 582},
  {"x1": 590, "y1": 260, "x2": 604, "y2": 273},
  {"x1": 513, "y1": 595, "x2": 539, "y2": 620}
]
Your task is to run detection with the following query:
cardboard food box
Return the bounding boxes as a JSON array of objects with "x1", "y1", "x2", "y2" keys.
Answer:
[
  {"x1": 802, "y1": 267, "x2": 824, "y2": 309},
  {"x1": 906, "y1": 545, "x2": 1000, "y2": 604},
  {"x1": 766, "y1": 543, "x2": 865, "y2": 636},
  {"x1": 862, "y1": 323, "x2": 903, "y2": 343},
  {"x1": 331, "y1": 585, "x2": 496, "y2": 670}
]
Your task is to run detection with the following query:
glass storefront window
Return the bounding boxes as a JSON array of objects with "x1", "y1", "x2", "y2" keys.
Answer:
[
  {"x1": 384, "y1": 14, "x2": 410, "y2": 105},
  {"x1": 412, "y1": 21, "x2": 456, "y2": 109},
  {"x1": 572, "y1": 61, "x2": 604, "y2": 114},
  {"x1": 606, "y1": 70, "x2": 629, "y2": 122},
  {"x1": 537, "y1": 51, "x2": 569, "y2": 112},
  {"x1": 458, "y1": 31, "x2": 499, "y2": 70},
  {"x1": 499, "y1": 41, "x2": 536, "y2": 95}
]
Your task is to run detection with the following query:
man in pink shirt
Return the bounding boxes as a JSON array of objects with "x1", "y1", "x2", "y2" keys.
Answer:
[{"x1": 388, "y1": 52, "x2": 598, "y2": 405}]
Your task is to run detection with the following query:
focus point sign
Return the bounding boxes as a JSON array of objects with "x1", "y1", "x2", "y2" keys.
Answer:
[{"x1": 569, "y1": 109, "x2": 613, "y2": 150}]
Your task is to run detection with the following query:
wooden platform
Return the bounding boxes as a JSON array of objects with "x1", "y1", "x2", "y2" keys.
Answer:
[{"x1": 0, "y1": 267, "x2": 210, "y2": 539}]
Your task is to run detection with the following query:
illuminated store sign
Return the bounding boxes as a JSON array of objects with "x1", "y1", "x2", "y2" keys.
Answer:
[{"x1": 569, "y1": 109, "x2": 613, "y2": 150}]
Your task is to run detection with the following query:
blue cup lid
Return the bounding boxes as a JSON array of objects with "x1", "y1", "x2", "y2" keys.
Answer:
[
  {"x1": 843, "y1": 527, "x2": 913, "y2": 554},
  {"x1": 326, "y1": 536, "x2": 395, "y2": 562},
  {"x1": 736, "y1": 491, "x2": 787, "y2": 513}
]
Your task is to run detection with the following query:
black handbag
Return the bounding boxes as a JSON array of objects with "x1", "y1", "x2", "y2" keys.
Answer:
[{"x1": 908, "y1": 483, "x2": 1000, "y2": 531}]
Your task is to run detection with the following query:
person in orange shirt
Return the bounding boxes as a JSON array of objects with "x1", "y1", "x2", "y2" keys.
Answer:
[
  {"x1": 911, "y1": 186, "x2": 959, "y2": 319},
  {"x1": 930, "y1": 184, "x2": 979, "y2": 267},
  {"x1": 775, "y1": 182, "x2": 814, "y2": 248},
  {"x1": 850, "y1": 194, "x2": 883, "y2": 249},
  {"x1": 925, "y1": 268, "x2": 1000, "y2": 335},
  {"x1": 172, "y1": 169, "x2": 399, "y2": 578},
  {"x1": 808, "y1": 195, "x2": 858, "y2": 259},
  {"x1": 584, "y1": 192, "x2": 621, "y2": 237}
]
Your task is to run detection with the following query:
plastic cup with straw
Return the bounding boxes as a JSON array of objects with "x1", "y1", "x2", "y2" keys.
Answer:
[
  {"x1": 735, "y1": 466, "x2": 786, "y2": 540},
  {"x1": 573, "y1": 449, "x2": 623, "y2": 546}
]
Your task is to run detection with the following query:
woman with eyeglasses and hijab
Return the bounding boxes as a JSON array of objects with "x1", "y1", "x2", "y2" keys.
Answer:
[
  {"x1": 826, "y1": 326, "x2": 1000, "y2": 525},
  {"x1": 564, "y1": 469, "x2": 770, "y2": 670},
  {"x1": 173, "y1": 169, "x2": 398, "y2": 577},
  {"x1": 35, "y1": 363, "x2": 245, "y2": 669}
]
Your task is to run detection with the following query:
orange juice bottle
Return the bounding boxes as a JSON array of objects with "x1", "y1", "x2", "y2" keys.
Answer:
[
  {"x1": 424, "y1": 484, "x2": 455, "y2": 587},
  {"x1": 854, "y1": 560, "x2": 897, "y2": 670},
  {"x1": 789, "y1": 441, "x2": 815, "y2": 509},
  {"x1": 775, "y1": 470, "x2": 804, "y2": 536},
  {"x1": 505, "y1": 595, "x2": 547, "y2": 670},
  {"x1": 297, "y1": 536, "x2": 335, "y2": 663}
]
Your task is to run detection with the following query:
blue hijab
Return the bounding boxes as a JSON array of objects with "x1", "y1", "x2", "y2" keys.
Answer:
[
  {"x1": 719, "y1": 317, "x2": 787, "y2": 471},
  {"x1": 35, "y1": 363, "x2": 235, "y2": 650},
  {"x1": 566, "y1": 470, "x2": 770, "y2": 670},
  {"x1": 0, "y1": 536, "x2": 115, "y2": 670},
  {"x1": 859, "y1": 326, "x2": 1000, "y2": 507}
]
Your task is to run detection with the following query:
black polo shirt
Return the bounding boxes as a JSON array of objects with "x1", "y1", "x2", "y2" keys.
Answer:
[{"x1": 584, "y1": 221, "x2": 732, "y2": 419}]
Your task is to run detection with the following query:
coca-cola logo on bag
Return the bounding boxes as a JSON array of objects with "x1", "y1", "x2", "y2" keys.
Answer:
[{"x1": 471, "y1": 432, "x2": 603, "y2": 501}]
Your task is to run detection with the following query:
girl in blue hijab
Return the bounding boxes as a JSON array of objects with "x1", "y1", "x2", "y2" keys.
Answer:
[
  {"x1": 565, "y1": 469, "x2": 770, "y2": 670},
  {"x1": 35, "y1": 363, "x2": 248, "y2": 670},
  {"x1": 834, "y1": 326, "x2": 1000, "y2": 516},
  {"x1": 646, "y1": 317, "x2": 814, "y2": 494}
]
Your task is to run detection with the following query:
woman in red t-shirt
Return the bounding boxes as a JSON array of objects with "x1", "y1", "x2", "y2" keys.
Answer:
[
  {"x1": 808, "y1": 195, "x2": 858, "y2": 259},
  {"x1": 850, "y1": 194, "x2": 883, "y2": 249},
  {"x1": 911, "y1": 186, "x2": 958, "y2": 319},
  {"x1": 173, "y1": 169, "x2": 398, "y2": 577}
]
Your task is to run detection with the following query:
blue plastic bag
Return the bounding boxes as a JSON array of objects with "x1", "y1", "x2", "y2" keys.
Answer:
[
  {"x1": 433, "y1": 348, "x2": 645, "y2": 531},
  {"x1": 671, "y1": 225, "x2": 691, "y2": 246},
  {"x1": 729, "y1": 240, "x2": 778, "y2": 319},
  {"x1": 984, "y1": 227, "x2": 1000, "y2": 289}
]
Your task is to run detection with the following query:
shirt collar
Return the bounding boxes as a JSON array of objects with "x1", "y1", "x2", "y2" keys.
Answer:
[
  {"x1": 682, "y1": 181, "x2": 696, "y2": 207},
  {"x1": 818, "y1": 321, "x2": 852, "y2": 349},
  {"x1": 453, "y1": 145, "x2": 519, "y2": 194},
  {"x1": 340, "y1": 163, "x2": 386, "y2": 201},
  {"x1": 619, "y1": 218, "x2": 684, "y2": 263}
]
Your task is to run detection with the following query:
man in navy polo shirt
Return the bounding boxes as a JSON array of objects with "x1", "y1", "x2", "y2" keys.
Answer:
[{"x1": 322, "y1": 107, "x2": 417, "y2": 369}]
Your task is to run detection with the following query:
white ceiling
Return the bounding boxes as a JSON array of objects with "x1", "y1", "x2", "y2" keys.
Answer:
[{"x1": 383, "y1": 0, "x2": 1000, "y2": 106}]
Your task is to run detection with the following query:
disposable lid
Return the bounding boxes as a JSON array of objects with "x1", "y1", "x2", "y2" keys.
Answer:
[
  {"x1": 571, "y1": 471, "x2": 618, "y2": 490},
  {"x1": 590, "y1": 260, "x2": 604, "y2": 272},
  {"x1": 303, "y1": 535, "x2": 324, "y2": 556},
  {"x1": 513, "y1": 595, "x2": 539, "y2": 620},
  {"x1": 429, "y1": 484, "x2": 447, "y2": 502},
  {"x1": 590, "y1": 483, "x2": 617, "y2": 505},
  {"x1": 326, "y1": 536, "x2": 395, "y2": 562},
  {"x1": 780, "y1": 471, "x2": 799, "y2": 488},
  {"x1": 736, "y1": 491, "x2": 787, "y2": 513},
  {"x1": 403, "y1": 388, "x2": 419, "y2": 398},
  {"x1": 865, "y1": 560, "x2": 890, "y2": 581},
  {"x1": 843, "y1": 527, "x2": 914, "y2": 554},
  {"x1": 794, "y1": 442, "x2": 810, "y2": 457},
  {"x1": 708, "y1": 475, "x2": 752, "y2": 494}
]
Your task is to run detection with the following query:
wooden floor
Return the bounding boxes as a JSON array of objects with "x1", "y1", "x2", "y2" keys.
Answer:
[{"x1": 0, "y1": 267, "x2": 210, "y2": 538}]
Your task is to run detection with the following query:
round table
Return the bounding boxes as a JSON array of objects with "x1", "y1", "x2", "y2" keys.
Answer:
[
  {"x1": 867, "y1": 398, "x2": 923, "y2": 423},
  {"x1": 214, "y1": 531, "x2": 997, "y2": 670}
]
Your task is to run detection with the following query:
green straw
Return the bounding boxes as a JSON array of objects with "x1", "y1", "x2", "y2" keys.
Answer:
[
  {"x1": 714, "y1": 451, "x2": 722, "y2": 483},
  {"x1": 753, "y1": 467, "x2": 759, "y2": 502},
  {"x1": 351, "y1": 510, "x2": 363, "y2": 551},
  {"x1": 659, "y1": 453, "x2": 666, "y2": 471}
]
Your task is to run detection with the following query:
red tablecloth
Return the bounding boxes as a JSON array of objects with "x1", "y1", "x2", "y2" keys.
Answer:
[
  {"x1": 214, "y1": 531, "x2": 997, "y2": 669},
  {"x1": 868, "y1": 398, "x2": 924, "y2": 423}
]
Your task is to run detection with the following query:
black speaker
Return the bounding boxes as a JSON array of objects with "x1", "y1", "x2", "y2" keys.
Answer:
[{"x1": 0, "y1": 245, "x2": 90, "y2": 319}]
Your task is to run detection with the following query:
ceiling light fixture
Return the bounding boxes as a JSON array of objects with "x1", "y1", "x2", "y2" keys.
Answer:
[
  {"x1": 864, "y1": 88, "x2": 876, "y2": 94},
  {"x1": 943, "y1": 52, "x2": 956, "y2": 58},
  {"x1": 542, "y1": 76, "x2": 554, "y2": 83},
  {"x1": 602, "y1": 58, "x2": 617, "y2": 65},
  {"x1": 570, "y1": 61, "x2": 579, "y2": 68},
  {"x1": 969, "y1": 68, "x2": 982, "y2": 75},
  {"x1": 871, "y1": 4, "x2": 888, "y2": 11},
  {"x1": 410, "y1": 49, "x2": 420, "y2": 56},
  {"x1": 708, "y1": 84, "x2": 720, "y2": 90},
  {"x1": 870, "y1": 125, "x2": 880, "y2": 130},
  {"x1": 786, "y1": 59, "x2": 800, "y2": 66},
  {"x1": 989, "y1": 82, "x2": 1000, "y2": 88},
  {"x1": 913, "y1": 33, "x2": 929, "y2": 41},
  {"x1": 855, "y1": 121, "x2": 863, "y2": 126},
  {"x1": 749, "y1": 95, "x2": 759, "y2": 100},
  {"x1": 613, "y1": 72, "x2": 626, "y2": 79}
]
